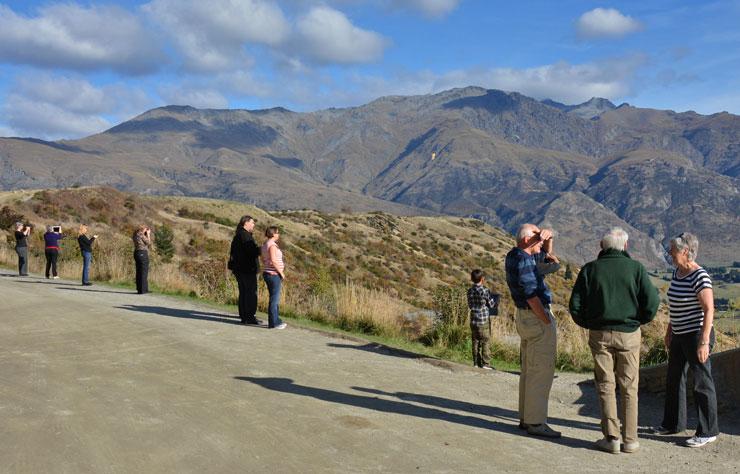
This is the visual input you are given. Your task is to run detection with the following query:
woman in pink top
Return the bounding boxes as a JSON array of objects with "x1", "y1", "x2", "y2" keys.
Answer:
[{"x1": 261, "y1": 226, "x2": 286, "y2": 329}]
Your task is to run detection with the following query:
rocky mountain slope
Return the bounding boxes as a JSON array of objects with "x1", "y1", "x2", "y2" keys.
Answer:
[{"x1": 1, "y1": 87, "x2": 738, "y2": 265}]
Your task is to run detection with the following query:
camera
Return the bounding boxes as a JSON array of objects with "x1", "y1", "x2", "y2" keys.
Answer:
[
  {"x1": 51, "y1": 226, "x2": 62, "y2": 233},
  {"x1": 488, "y1": 292, "x2": 501, "y2": 316}
]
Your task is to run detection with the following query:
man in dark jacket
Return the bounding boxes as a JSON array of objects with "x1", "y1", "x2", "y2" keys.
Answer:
[
  {"x1": 569, "y1": 227, "x2": 659, "y2": 454},
  {"x1": 230, "y1": 215, "x2": 261, "y2": 325}
]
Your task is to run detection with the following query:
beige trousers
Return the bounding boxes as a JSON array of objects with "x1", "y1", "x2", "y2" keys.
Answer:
[
  {"x1": 515, "y1": 308, "x2": 557, "y2": 425},
  {"x1": 588, "y1": 329, "x2": 641, "y2": 443}
]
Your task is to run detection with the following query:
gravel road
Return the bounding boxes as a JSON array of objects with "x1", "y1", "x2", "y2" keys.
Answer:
[{"x1": 1, "y1": 272, "x2": 738, "y2": 473}]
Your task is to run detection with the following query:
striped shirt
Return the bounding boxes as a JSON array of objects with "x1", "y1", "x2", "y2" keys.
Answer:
[
  {"x1": 261, "y1": 240, "x2": 284, "y2": 274},
  {"x1": 505, "y1": 248, "x2": 552, "y2": 309},
  {"x1": 667, "y1": 267, "x2": 712, "y2": 335}
]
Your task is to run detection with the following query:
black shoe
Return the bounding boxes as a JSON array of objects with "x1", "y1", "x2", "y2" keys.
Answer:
[
  {"x1": 527, "y1": 424, "x2": 562, "y2": 438},
  {"x1": 82, "y1": 282, "x2": 93, "y2": 286},
  {"x1": 518, "y1": 421, "x2": 529, "y2": 430},
  {"x1": 243, "y1": 318, "x2": 263, "y2": 325}
]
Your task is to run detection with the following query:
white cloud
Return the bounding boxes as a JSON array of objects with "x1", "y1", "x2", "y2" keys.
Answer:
[
  {"x1": 158, "y1": 85, "x2": 230, "y2": 109},
  {"x1": 0, "y1": 124, "x2": 16, "y2": 138},
  {"x1": 3, "y1": 95, "x2": 111, "y2": 140},
  {"x1": 1, "y1": 74, "x2": 155, "y2": 140},
  {"x1": 220, "y1": 71, "x2": 274, "y2": 98},
  {"x1": 294, "y1": 5, "x2": 389, "y2": 64},
  {"x1": 0, "y1": 4, "x2": 163, "y2": 74},
  {"x1": 144, "y1": 0, "x2": 290, "y2": 72},
  {"x1": 292, "y1": 56, "x2": 647, "y2": 108},
  {"x1": 396, "y1": 0, "x2": 461, "y2": 18},
  {"x1": 576, "y1": 8, "x2": 641, "y2": 39}
]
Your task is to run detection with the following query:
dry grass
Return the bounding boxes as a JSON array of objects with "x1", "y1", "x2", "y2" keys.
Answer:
[{"x1": 1, "y1": 186, "x2": 736, "y2": 372}]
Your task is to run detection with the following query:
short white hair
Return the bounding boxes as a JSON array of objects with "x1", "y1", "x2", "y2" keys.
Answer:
[
  {"x1": 671, "y1": 232, "x2": 699, "y2": 262},
  {"x1": 517, "y1": 224, "x2": 537, "y2": 242},
  {"x1": 601, "y1": 227, "x2": 629, "y2": 251}
]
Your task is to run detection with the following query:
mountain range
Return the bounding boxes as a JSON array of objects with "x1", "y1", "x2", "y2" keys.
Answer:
[{"x1": 1, "y1": 86, "x2": 738, "y2": 265}]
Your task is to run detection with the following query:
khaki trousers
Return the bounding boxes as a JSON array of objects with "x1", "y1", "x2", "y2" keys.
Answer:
[
  {"x1": 588, "y1": 329, "x2": 641, "y2": 443},
  {"x1": 470, "y1": 324, "x2": 491, "y2": 367},
  {"x1": 515, "y1": 308, "x2": 557, "y2": 425}
]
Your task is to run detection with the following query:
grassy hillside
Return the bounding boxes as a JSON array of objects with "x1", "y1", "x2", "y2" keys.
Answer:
[{"x1": 1, "y1": 187, "x2": 736, "y2": 370}]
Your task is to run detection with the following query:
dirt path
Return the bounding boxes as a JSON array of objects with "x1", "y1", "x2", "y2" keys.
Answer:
[{"x1": 1, "y1": 272, "x2": 738, "y2": 473}]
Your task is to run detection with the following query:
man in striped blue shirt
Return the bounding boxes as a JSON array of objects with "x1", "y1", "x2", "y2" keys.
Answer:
[{"x1": 505, "y1": 223, "x2": 560, "y2": 438}]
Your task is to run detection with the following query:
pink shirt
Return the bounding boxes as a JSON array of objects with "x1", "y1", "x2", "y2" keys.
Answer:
[{"x1": 261, "y1": 240, "x2": 284, "y2": 274}]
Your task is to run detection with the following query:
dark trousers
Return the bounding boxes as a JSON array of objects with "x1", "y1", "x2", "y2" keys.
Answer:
[
  {"x1": 45, "y1": 249, "x2": 59, "y2": 277},
  {"x1": 661, "y1": 329, "x2": 719, "y2": 437},
  {"x1": 233, "y1": 271, "x2": 258, "y2": 323},
  {"x1": 16, "y1": 247, "x2": 28, "y2": 275},
  {"x1": 471, "y1": 323, "x2": 491, "y2": 367},
  {"x1": 263, "y1": 273, "x2": 283, "y2": 328},
  {"x1": 134, "y1": 250, "x2": 149, "y2": 294}
]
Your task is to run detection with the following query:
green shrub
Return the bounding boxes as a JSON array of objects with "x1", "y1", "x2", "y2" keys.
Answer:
[
  {"x1": 154, "y1": 224, "x2": 175, "y2": 263},
  {"x1": 0, "y1": 206, "x2": 25, "y2": 230}
]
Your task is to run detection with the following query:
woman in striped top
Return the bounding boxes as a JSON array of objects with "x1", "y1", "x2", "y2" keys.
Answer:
[
  {"x1": 654, "y1": 232, "x2": 719, "y2": 448},
  {"x1": 261, "y1": 226, "x2": 286, "y2": 329}
]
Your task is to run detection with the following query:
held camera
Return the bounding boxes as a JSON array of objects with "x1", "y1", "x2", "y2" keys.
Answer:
[
  {"x1": 488, "y1": 292, "x2": 501, "y2": 316},
  {"x1": 51, "y1": 226, "x2": 62, "y2": 233}
]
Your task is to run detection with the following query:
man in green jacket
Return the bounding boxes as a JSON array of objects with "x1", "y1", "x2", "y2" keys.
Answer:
[{"x1": 569, "y1": 227, "x2": 659, "y2": 455}]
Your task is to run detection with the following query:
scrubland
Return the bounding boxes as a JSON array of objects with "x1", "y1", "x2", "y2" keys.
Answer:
[{"x1": 1, "y1": 187, "x2": 735, "y2": 371}]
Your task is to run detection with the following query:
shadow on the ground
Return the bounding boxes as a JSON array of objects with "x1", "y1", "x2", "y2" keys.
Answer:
[
  {"x1": 13, "y1": 279, "x2": 80, "y2": 286},
  {"x1": 353, "y1": 386, "x2": 601, "y2": 432},
  {"x1": 326, "y1": 342, "x2": 426, "y2": 360},
  {"x1": 57, "y1": 286, "x2": 133, "y2": 294},
  {"x1": 116, "y1": 304, "x2": 255, "y2": 326},
  {"x1": 573, "y1": 380, "x2": 603, "y2": 419},
  {"x1": 235, "y1": 376, "x2": 596, "y2": 449}
]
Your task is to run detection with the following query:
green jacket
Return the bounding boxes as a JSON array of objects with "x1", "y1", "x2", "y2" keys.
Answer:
[{"x1": 569, "y1": 249, "x2": 659, "y2": 332}]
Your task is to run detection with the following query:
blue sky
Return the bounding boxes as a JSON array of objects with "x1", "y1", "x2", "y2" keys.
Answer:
[{"x1": 0, "y1": 0, "x2": 738, "y2": 140}]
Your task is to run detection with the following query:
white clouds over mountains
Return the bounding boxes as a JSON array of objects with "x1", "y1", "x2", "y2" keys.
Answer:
[
  {"x1": 0, "y1": 1, "x2": 665, "y2": 140},
  {"x1": 143, "y1": 0, "x2": 291, "y2": 72},
  {"x1": 576, "y1": 8, "x2": 641, "y2": 39},
  {"x1": 294, "y1": 6, "x2": 388, "y2": 64},
  {"x1": 0, "y1": 4, "x2": 163, "y2": 74},
  {"x1": 2, "y1": 75, "x2": 152, "y2": 138}
]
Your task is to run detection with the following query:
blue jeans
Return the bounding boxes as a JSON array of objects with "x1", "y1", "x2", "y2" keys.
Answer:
[
  {"x1": 263, "y1": 273, "x2": 283, "y2": 328},
  {"x1": 82, "y1": 251, "x2": 92, "y2": 284}
]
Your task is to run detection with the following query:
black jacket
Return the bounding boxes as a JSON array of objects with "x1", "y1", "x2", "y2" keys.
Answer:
[
  {"x1": 229, "y1": 228, "x2": 260, "y2": 273},
  {"x1": 78, "y1": 234, "x2": 96, "y2": 253}
]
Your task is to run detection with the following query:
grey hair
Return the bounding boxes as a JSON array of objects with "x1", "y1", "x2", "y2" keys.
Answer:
[
  {"x1": 516, "y1": 224, "x2": 537, "y2": 242},
  {"x1": 601, "y1": 227, "x2": 629, "y2": 251},
  {"x1": 15, "y1": 221, "x2": 24, "y2": 230},
  {"x1": 671, "y1": 232, "x2": 699, "y2": 262},
  {"x1": 46, "y1": 225, "x2": 52, "y2": 232}
]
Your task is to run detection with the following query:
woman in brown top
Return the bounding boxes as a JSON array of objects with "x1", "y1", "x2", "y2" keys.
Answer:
[{"x1": 133, "y1": 225, "x2": 152, "y2": 294}]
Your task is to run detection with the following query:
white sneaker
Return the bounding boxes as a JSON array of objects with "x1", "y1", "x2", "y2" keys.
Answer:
[
  {"x1": 52, "y1": 276, "x2": 60, "y2": 280},
  {"x1": 275, "y1": 323, "x2": 287, "y2": 330},
  {"x1": 685, "y1": 435, "x2": 717, "y2": 448},
  {"x1": 595, "y1": 437, "x2": 620, "y2": 454}
]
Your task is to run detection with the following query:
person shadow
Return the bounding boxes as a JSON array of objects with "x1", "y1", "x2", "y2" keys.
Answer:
[
  {"x1": 235, "y1": 377, "x2": 596, "y2": 449},
  {"x1": 326, "y1": 342, "x2": 426, "y2": 360},
  {"x1": 116, "y1": 304, "x2": 257, "y2": 326}
]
